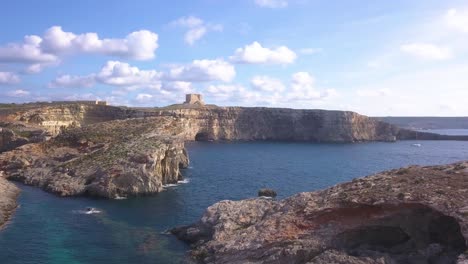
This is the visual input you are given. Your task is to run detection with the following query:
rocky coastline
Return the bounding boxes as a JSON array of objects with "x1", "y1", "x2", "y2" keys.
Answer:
[
  {"x1": 0, "y1": 116, "x2": 188, "y2": 199},
  {"x1": 1, "y1": 101, "x2": 468, "y2": 240},
  {"x1": 0, "y1": 176, "x2": 20, "y2": 229},
  {"x1": 172, "y1": 161, "x2": 468, "y2": 264}
]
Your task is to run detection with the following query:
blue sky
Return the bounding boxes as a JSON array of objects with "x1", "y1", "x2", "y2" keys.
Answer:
[{"x1": 1, "y1": 0, "x2": 468, "y2": 116}]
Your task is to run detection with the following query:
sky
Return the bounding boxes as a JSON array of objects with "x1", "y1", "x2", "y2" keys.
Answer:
[{"x1": 0, "y1": 0, "x2": 468, "y2": 116}]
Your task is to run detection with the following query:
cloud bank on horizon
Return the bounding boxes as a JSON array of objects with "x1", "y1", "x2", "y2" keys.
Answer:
[{"x1": 0, "y1": 0, "x2": 468, "y2": 116}]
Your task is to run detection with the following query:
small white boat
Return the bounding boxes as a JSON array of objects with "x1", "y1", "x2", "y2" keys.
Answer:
[
  {"x1": 85, "y1": 207, "x2": 101, "y2": 214},
  {"x1": 411, "y1": 143, "x2": 422, "y2": 147}
]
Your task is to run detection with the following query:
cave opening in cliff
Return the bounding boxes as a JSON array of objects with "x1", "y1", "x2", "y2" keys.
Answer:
[
  {"x1": 195, "y1": 132, "x2": 213, "y2": 142},
  {"x1": 333, "y1": 204, "x2": 466, "y2": 263}
]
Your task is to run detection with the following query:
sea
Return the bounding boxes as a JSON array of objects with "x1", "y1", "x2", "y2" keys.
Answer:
[{"x1": 1, "y1": 129, "x2": 468, "y2": 264}]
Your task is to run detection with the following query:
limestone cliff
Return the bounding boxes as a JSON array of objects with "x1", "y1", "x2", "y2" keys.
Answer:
[
  {"x1": 0, "y1": 117, "x2": 189, "y2": 198},
  {"x1": 154, "y1": 107, "x2": 401, "y2": 142},
  {"x1": 0, "y1": 176, "x2": 19, "y2": 229},
  {"x1": 0, "y1": 103, "x2": 136, "y2": 136},
  {"x1": 172, "y1": 161, "x2": 468, "y2": 264},
  {"x1": 2, "y1": 103, "x2": 462, "y2": 144}
]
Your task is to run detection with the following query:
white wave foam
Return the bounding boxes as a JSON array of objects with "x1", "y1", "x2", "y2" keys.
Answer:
[
  {"x1": 177, "y1": 179, "x2": 190, "y2": 184},
  {"x1": 73, "y1": 209, "x2": 102, "y2": 215}
]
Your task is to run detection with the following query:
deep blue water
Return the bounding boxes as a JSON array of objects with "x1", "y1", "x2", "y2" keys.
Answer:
[{"x1": 2, "y1": 139, "x2": 468, "y2": 263}]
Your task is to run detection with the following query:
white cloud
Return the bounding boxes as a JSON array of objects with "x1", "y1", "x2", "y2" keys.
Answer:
[
  {"x1": 400, "y1": 43, "x2": 452, "y2": 60},
  {"x1": 0, "y1": 35, "x2": 57, "y2": 63},
  {"x1": 0, "y1": 72, "x2": 20, "y2": 84},
  {"x1": 254, "y1": 0, "x2": 288, "y2": 8},
  {"x1": 299, "y1": 48, "x2": 323, "y2": 55},
  {"x1": 50, "y1": 59, "x2": 234, "y2": 91},
  {"x1": 0, "y1": 26, "x2": 159, "y2": 73},
  {"x1": 135, "y1": 93, "x2": 153, "y2": 102},
  {"x1": 7, "y1": 89, "x2": 30, "y2": 97},
  {"x1": 230, "y1": 41, "x2": 297, "y2": 64},
  {"x1": 41, "y1": 26, "x2": 159, "y2": 60},
  {"x1": 49, "y1": 74, "x2": 95, "y2": 88},
  {"x1": 205, "y1": 72, "x2": 334, "y2": 107},
  {"x1": 171, "y1": 16, "x2": 222, "y2": 45},
  {"x1": 446, "y1": 8, "x2": 468, "y2": 33},
  {"x1": 251, "y1": 76, "x2": 285, "y2": 92},
  {"x1": 96, "y1": 61, "x2": 162, "y2": 87},
  {"x1": 49, "y1": 60, "x2": 163, "y2": 89},
  {"x1": 288, "y1": 72, "x2": 322, "y2": 100},
  {"x1": 166, "y1": 59, "x2": 235, "y2": 82}
]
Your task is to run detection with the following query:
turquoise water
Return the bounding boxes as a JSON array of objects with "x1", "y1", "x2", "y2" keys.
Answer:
[{"x1": 1, "y1": 139, "x2": 468, "y2": 263}]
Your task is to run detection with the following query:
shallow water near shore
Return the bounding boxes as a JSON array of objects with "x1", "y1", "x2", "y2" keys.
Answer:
[{"x1": 1, "y1": 138, "x2": 468, "y2": 264}]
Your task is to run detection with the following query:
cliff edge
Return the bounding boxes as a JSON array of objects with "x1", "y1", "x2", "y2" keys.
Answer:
[
  {"x1": 172, "y1": 161, "x2": 468, "y2": 264},
  {"x1": 0, "y1": 176, "x2": 20, "y2": 229}
]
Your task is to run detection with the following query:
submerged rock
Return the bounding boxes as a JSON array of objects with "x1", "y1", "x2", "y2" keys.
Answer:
[
  {"x1": 258, "y1": 188, "x2": 277, "y2": 198},
  {"x1": 172, "y1": 161, "x2": 468, "y2": 264}
]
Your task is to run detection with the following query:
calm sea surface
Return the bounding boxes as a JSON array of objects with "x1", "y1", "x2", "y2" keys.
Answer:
[{"x1": 2, "y1": 136, "x2": 468, "y2": 263}]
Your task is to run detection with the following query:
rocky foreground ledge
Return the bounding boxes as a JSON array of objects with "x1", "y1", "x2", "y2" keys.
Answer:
[
  {"x1": 172, "y1": 162, "x2": 468, "y2": 264},
  {"x1": 0, "y1": 116, "x2": 189, "y2": 198}
]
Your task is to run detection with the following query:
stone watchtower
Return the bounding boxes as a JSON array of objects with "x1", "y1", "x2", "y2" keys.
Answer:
[{"x1": 184, "y1": 94, "x2": 205, "y2": 105}]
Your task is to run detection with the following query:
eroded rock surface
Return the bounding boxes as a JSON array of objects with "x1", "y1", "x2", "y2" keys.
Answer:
[
  {"x1": 0, "y1": 117, "x2": 189, "y2": 198},
  {"x1": 172, "y1": 162, "x2": 468, "y2": 264},
  {"x1": 0, "y1": 176, "x2": 20, "y2": 228}
]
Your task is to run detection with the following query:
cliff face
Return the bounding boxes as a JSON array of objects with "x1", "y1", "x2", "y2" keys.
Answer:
[
  {"x1": 0, "y1": 117, "x2": 189, "y2": 198},
  {"x1": 0, "y1": 103, "x2": 136, "y2": 136},
  {"x1": 0, "y1": 176, "x2": 19, "y2": 229},
  {"x1": 2, "y1": 103, "x2": 460, "y2": 144},
  {"x1": 155, "y1": 107, "x2": 401, "y2": 142},
  {"x1": 172, "y1": 162, "x2": 468, "y2": 264}
]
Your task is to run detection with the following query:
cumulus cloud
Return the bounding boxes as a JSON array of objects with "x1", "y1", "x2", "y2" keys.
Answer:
[
  {"x1": 205, "y1": 72, "x2": 335, "y2": 107},
  {"x1": 40, "y1": 26, "x2": 159, "y2": 60},
  {"x1": 288, "y1": 72, "x2": 322, "y2": 100},
  {"x1": 171, "y1": 16, "x2": 222, "y2": 45},
  {"x1": 251, "y1": 76, "x2": 285, "y2": 92},
  {"x1": 50, "y1": 59, "x2": 234, "y2": 92},
  {"x1": 400, "y1": 43, "x2": 452, "y2": 60},
  {"x1": 96, "y1": 61, "x2": 162, "y2": 87},
  {"x1": 0, "y1": 26, "x2": 159, "y2": 73},
  {"x1": 49, "y1": 60, "x2": 163, "y2": 89},
  {"x1": 230, "y1": 41, "x2": 297, "y2": 64},
  {"x1": 0, "y1": 35, "x2": 57, "y2": 63},
  {"x1": 166, "y1": 59, "x2": 235, "y2": 82},
  {"x1": 7, "y1": 89, "x2": 30, "y2": 97},
  {"x1": 0, "y1": 72, "x2": 20, "y2": 84},
  {"x1": 254, "y1": 0, "x2": 288, "y2": 8},
  {"x1": 446, "y1": 8, "x2": 468, "y2": 33}
]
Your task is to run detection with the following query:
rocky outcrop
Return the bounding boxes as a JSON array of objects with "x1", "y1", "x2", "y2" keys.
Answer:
[
  {"x1": 0, "y1": 117, "x2": 189, "y2": 198},
  {"x1": 0, "y1": 123, "x2": 51, "y2": 153},
  {"x1": 0, "y1": 176, "x2": 20, "y2": 229},
  {"x1": 172, "y1": 162, "x2": 468, "y2": 264}
]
